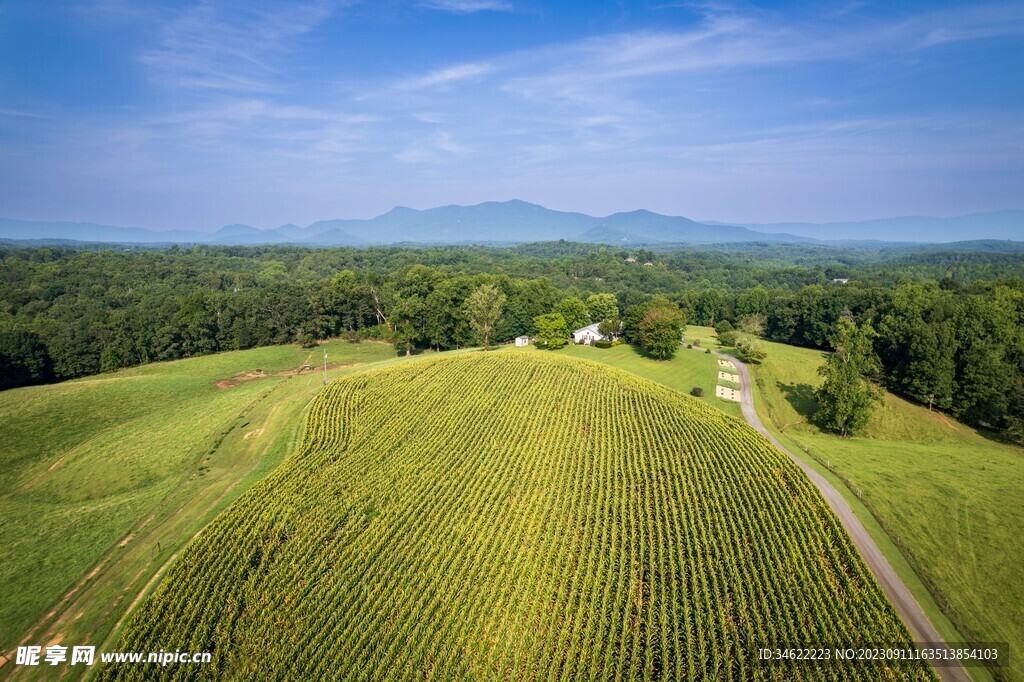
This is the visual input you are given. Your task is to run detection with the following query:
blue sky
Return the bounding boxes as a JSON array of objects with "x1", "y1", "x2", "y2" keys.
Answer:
[{"x1": 0, "y1": 0, "x2": 1022, "y2": 230}]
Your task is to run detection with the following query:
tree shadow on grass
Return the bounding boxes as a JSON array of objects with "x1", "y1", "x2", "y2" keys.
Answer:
[
  {"x1": 778, "y1": 382, "x2": 818, "y2": 420},
  {"x1": 394, "y1": 346, "x2": 430, "y2": 357},
  {"x1": 628, "y1": 343, "x2": 658, "y2": 361},
  {"x1": 627, "y1": 343, "x2": 677, "y2": 362}
]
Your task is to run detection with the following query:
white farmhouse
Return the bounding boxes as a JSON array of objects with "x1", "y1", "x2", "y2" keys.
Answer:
[
  {"x1": 572, "y1": 323, "x2": 606, "y2": 345},
  {"x1": 514, "y1": 335, "x2": 531, "y2": 347}
]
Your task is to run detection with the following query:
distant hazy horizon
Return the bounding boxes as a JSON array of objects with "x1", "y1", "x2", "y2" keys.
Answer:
[
  {"x1": 3, "y1": 202, "x2": 1024, "y2": 236},
  {"x1": 1, "y1": 1, "x2": 1022, "y2": 230},
  {"x1": 3, "y1": 201, "x2": 1022, "y2": 245}
]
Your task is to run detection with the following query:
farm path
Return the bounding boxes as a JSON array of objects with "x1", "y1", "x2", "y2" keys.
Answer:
[{"x1": 715, "y1": 350, "x2": 971, "y2": 682}]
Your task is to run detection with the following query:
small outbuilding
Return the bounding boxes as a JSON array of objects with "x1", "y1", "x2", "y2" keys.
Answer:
[
  {"x1": 572, "y1": 323, "x2": 606, "y2": 345},
  {"x1": 514, "y1": 335, "x2": 531, "y2": 347}
]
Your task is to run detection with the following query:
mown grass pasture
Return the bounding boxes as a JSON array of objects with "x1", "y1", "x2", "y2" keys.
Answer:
[
  {"x1": 103, "y1": 352, "x2": 931, "y2": 681},
  {"x1": 553, "y1": 340, "x2": 743, "y2": 418},
  {"x1": 0, "y1": 340, "x2": 397, "y2": 663},
  {"x1": 747, "y1": 339, "x2": 1023, "y2": 682}
]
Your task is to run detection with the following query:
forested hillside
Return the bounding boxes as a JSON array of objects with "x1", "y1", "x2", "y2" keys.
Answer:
[{"x1": 1, "y1": 242, "x2": 1022, "y2": 437}]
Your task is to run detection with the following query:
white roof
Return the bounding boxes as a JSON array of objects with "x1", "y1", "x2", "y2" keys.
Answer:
[
  {"x1": 515, "y1": 334, "x2": 530, "y2": 340},
  {"x1": 573, "y1": 323, "x2": 601, "y2": 334}
]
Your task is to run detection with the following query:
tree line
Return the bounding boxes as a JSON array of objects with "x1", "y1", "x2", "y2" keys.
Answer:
[{"x1": 0, "y1": 244, "x2": 1021, "y2": 438}]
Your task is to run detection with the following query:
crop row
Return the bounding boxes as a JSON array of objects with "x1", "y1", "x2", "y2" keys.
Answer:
[{"x1": 99, "y1": 352, "x2": 933, "y2": 681}]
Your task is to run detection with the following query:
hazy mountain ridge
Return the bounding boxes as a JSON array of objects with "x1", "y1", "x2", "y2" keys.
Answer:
[
  {"x1": 1, "y1": 202, "x2": 1020, "y2": 246},
  {"x1": 725, "y1": 210, "x2": 1024, "y2": 242}
]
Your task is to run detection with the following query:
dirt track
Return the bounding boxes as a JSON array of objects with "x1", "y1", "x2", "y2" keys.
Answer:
[{"x1": 715, "y1": 350, "x2": 971, "y2": 682}]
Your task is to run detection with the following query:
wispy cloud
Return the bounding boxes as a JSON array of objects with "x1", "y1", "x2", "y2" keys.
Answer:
[
  {"x1": 151, "y1": 99, "x2": 378, "y2": 126},
  {"x1": 394, "y1": 132, "x2": 472, "y2": 163},
  {"x1": 420, "y1": 0, "x2": 513, "y2": 13},
  {"x1": 0, "y1": 108, "x2": 50, "y2": 119},
  {"x1": 911, "y1": 2, "x2": 1024, "y2": 49},
  {"x1": 4, "y1": 1, "x2": 1021, "y2": 227},
  {"x1": 500, "y1": 2, "x2": 1024, "y2": 107},
  {"x1": 397, "y1": 62, "x2": 494, "y2": 91},
  {"x1": 140, "y1": 0, "x2": 348, "y2": 93}
]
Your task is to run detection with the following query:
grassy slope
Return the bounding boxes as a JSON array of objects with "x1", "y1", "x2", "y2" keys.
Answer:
[
  {"x1": 747, "y1": 338, "x2": 1022, "y2": 682},
  {"x1": 552, "y1": 340, "x2": 743, "y2": 419},
  {"x1": 683, "y1": 325, "x2": 724, "y2": 350},
  {"x1": 0, "y1": 340, "x2": 397, "y2": 659},
  {"x1": 3, "y1": 326, "x2": 1015, "y2": 678},
  {"x1": 102, "y1": 352, "x2": 932, "y2": 681}
]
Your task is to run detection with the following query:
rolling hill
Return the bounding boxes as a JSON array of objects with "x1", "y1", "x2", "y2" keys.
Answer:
[
  {"x1": 102, "y1": 352, "x2": 931, "y2": 680},
  {"x1": 0, "y1": 340, "x2": 400, "y2": 670}
]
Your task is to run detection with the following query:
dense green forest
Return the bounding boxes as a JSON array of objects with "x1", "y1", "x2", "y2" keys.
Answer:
[{"x1": 1, "y1": 242, "x2": 1022, "y2": 438}]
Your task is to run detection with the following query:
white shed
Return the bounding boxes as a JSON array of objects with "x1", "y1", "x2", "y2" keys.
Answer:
[
  {"x1": 572, "y1": 323, "x2": 606, "y2": 345},
  {"x1": 514, "y1": 335, "x2": 531, "y2": 347}
]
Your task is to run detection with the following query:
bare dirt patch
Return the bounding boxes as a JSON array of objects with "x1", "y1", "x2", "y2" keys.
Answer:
[
  {"x1": 243, "y1": 428, "x2": 264, "y2": 440},
  {"x1": 275, "y1": 361, "x2": 364, "y2": 377},
  {"x1": 217, "y1": 362, "x2": 366, "y2": 388},
  {"x1": 215, "y1": 369, "x2": 270, "y2": 389}
]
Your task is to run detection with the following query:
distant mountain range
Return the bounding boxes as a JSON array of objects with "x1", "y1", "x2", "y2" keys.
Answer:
[
  {"x1": 714, "y1": 210, "x2": 1024, "y2": 243},
  {"x1": 0, "y1": 201, "x2": 1020, "y2": 247}
]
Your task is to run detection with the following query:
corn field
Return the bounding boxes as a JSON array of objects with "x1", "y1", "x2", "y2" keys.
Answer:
[{"x1": 100, "y1": 352, "x2": 933, "y2": 681}]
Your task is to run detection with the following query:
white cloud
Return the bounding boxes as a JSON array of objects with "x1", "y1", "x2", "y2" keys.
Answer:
[
  {"x1": 498, "y1": 2, "x2": 1024, "y2": 108},
  {"x1": 397, "y1": 62, "x2": 494, "y2": 91},
  {"x1": 394, "y1": 132, "x2": 472, "y2": 163},
  {"x1": 140, "y1": 0, "x2": 349, "y2": 93},
  {"x1": 420, "y1": 0, "x2": 512, "y2": 13}
]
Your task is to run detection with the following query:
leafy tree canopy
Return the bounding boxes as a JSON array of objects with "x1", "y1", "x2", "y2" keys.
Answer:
[{"x1": 814, "y1": 319, "x2": 882, "y2": 436}]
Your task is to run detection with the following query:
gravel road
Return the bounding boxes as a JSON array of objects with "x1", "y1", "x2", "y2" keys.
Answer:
[{"x1": 714, "y1": 350, "x2": 971, "y2": 682}]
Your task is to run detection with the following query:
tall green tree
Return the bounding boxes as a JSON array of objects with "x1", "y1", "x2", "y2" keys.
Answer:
[
  {"x1": 639, "y1": 307, "x2": 683, "y2": 360},
  {"x1": 622, "y1": 294, "x2": 673, "y2": 344},
  {"x1": 951, "y1": 291, "x2": 1019, "y2": 427},
  {"x1": 556, "y1": 296, "x2": 589, "y2": 332},
  {"x1": 586, "y1": 293, "x2": 618, "y2": 324},
  {"x1": 814, "y1": 319, "x2": 882, "y2": 436},
  {"x1": 391, "y1": 294, "x2": 424, "y2": 356},
  {"x1": 464, "y1": 284, "x2": 506, "y2": 350},
  {"x1": 533, "y1": 313, "x2": 569, "y2": 348},
  {"x1": 424, "y1": 279, "x2": 469, "y2": 351},
  {"x1": 905, "y1": 321, "x2": 956, "y2": 410}
]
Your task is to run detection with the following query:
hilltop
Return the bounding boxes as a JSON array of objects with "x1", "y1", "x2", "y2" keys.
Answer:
[{"x1": 103, "y1": 352, "x2": 929, "y2": 680}]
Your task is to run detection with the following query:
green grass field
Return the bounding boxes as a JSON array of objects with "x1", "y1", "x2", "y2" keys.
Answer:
[
  {"x1": 546, "y1": 340, "x2": 743, "y2": 419},
  {"x1": 3, "y1": 327, "x2": 1016, "y2": 680},
  {"x1": 745, "y1": 337, "x2": 1023, "y2": 682},
  {"x1": 0, "y1": 340, "x2": 399, "y2": 667},
  {"x1": 682, "y1": 325, "x2": 724, "y2": 350},
  {"x1": 101, "y1": 352, "x2": 931, "y2": 680}
]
